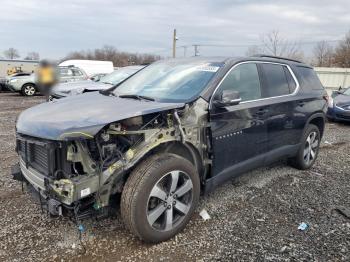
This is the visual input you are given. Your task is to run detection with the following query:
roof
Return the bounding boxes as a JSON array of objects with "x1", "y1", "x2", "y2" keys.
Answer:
[{"x1": 161, "y1": 56, "x2": 309, "y2": 67}]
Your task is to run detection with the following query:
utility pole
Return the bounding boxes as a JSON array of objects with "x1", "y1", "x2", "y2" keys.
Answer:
[
  {"x1": 172, "y1": 29, "x2": 177, "y2": 58},
  {"x1": 193, "y1": 45, "x2": 200, "y2": 56}
]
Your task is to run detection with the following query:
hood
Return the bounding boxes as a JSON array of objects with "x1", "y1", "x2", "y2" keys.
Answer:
[
  {"x1": 16, "y1": 92, "x2": 185, "y2": 140},
  {"x1": 51, "y1": 81, "x2": 111, "y2": 96},
  {"x1": 334, "y1": 94, "x2": 350, "y2": 107}
]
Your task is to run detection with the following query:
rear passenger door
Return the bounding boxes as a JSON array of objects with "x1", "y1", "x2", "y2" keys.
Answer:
[{"x1": 259, "y1": 63, "x2": 300, "y2": 155}]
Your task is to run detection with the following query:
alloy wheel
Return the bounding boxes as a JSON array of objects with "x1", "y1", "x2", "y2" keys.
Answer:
[
  {"x1": 24, "y1": 86, "x2": 35, "y2": 96},
  {"x1": 147, "y1": 170, "x2": 193, "y2": 232},
  {"x1": 303, "y1": 131, "x2": 319, "y2": 165}
]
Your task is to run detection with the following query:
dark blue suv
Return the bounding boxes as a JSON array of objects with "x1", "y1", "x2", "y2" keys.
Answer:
[{"x1": 12, "y1": 55, "x2": 327, "y2": 243}]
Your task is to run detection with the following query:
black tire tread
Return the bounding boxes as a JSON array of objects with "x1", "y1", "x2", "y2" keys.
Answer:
[
  {"x1": 121, "y1": 153, "x2": 185, "y2": 240},
  {"x1": 289, "y1": 124, "x2": 320, "y2": 170},
  {"x1": 21, "y1": 84, "x2": 36, "y2": 96}
]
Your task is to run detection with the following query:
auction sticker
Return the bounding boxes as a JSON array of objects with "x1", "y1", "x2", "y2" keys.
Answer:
[
  {"x1": 81, "y1": 188, "x2": 91, "y2": 197},
  {"x1": 196, "y1": 65, "x2": 220, "y2": 72}
]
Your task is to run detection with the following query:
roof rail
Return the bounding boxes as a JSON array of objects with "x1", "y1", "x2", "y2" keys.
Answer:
[{"x1": 252, "y1": 54, "x2": 302, "y2": 63}]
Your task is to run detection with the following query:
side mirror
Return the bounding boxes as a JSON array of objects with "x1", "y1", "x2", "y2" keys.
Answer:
[{"x1": 213, "y1": 90, "x2": 241, "y2": 108}]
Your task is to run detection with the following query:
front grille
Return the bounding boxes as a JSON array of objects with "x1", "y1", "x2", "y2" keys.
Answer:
[{"x1": 16, "y1": 135, "x2": 56, "y2": 176}]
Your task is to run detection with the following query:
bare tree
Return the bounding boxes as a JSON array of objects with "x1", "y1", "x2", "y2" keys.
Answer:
[
  {"x1": 24, "y1": 51, "x2": 40, "y2": 60},
  {"x1": 260, "y1": 30, "x2": 304, "y2": 60},
  {"x1": 312, "y1": 41, "x2": 334, "y2": 67},
  {"x1": 3, "y1": 48, "x2": 20, "y2": 59},
  {"x1": 63, "y1": 45, "x2": 161, "y2": 67},
  {"x1": 334, "y1": 31, "x2": 350, "y2": 67}
]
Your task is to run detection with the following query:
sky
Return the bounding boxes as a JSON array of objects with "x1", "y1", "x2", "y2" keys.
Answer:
[{"x1": 0, "y1": 0, "x2": 350, "y2": 59}]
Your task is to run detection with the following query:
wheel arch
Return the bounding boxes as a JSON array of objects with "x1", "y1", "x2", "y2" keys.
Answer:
[
  {"x1": 22, "y1": 82, "x2": 37, "y2": 89},
  {"x1": 304, "y1": 112, "x2": 326, "y2": 139},
  {"x1": 121, "y1": 141, "x2": 205, "y2": 188}
]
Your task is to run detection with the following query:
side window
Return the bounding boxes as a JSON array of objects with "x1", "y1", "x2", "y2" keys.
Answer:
[
  {"x1": 72, "y1": 69, "x2": 83, "y2": 76},
  {"x1": 283, "y1": 67, "x2": 297, "y2": 93},
  {"x1": 296, "y1": 66, "x2": 324, "y2": 90},
  {"x1": 262, "y1": 64, "x2": 290, "y2": 97},
  {"x1": 59, "y1": 68, "x2": 69, "y2": 76},
  {"x1": 217, "y1": 63, "x2": 262, "y2": 102}
]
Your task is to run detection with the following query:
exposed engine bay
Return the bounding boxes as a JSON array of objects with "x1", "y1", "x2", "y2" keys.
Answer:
[{"x1": 14, "y1": 98, "x2": 210, "y2": 218}]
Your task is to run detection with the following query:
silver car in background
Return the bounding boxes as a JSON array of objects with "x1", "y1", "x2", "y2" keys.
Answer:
[
  {"x1": 50, "y1": 65, "x2": 144, "y2": 99},
  {"x1": 6, "y1": 66, "x2": 88, "y2": 96}
]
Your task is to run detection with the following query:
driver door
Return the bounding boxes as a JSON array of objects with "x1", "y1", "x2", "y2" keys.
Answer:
[{"x1": 209, "y1": 62, "x2": 269, "y2": 182}]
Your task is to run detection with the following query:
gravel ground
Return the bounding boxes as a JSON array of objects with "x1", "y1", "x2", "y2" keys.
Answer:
[{"x1": 0, "y1": 93, "x2": 349, "y2": 261}]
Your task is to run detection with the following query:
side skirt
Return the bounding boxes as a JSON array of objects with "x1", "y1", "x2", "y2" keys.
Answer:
[{"x1": 204, "y1": 144, "x2": 300, "y2": 193}]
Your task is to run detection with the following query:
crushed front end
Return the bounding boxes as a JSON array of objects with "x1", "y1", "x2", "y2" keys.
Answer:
[
  {"x1": 11, "y1": 96, "x2": 210, "y2": 220},
  {"x1": 12, "y1": 133, "x2": 104, "y2": 218}
]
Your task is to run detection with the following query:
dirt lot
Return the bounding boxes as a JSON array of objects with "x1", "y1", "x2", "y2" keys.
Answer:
[{"x1": 0, "y1": 92, "x2": 349, "y2": 261}]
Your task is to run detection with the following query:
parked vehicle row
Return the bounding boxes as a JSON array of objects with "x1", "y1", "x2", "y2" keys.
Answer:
[
  {"x1": 49, "y1": 65, "x2": 144, "y2": 99},
  {"x1": 11, "y1": 55, "x2": 327, "y2": 243},
  {"x1": 5, "y1": 66, "x2": 87, "y2": 96}
]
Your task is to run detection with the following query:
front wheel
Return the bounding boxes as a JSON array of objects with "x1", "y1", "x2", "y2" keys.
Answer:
[
  {"x1": 21, "y1": 84, "x2": 36, "y2": 96},
  {"x1": 121, "y1": 153, "x2": 200, "y2": 243},
  {"x1": 289, "y1": 124, "x2": 320, "y2": 170}
]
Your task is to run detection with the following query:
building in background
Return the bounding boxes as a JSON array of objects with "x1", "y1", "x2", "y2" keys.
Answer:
[
  {"x1": 0, "y1": 59, "x2": 39, "y2": 78},
  {"x1": 314, "y1": 67, "x2": 350, "y2": 93}
]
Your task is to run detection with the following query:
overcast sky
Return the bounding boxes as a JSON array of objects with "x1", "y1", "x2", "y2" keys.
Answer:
[{"x1": 1, "y1": 0, "x2": 350, "y2": 59}]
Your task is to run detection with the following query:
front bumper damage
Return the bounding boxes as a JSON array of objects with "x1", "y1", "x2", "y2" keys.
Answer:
[{"x1": 11, "y1": 98, "x2": 211, "y2": 219}]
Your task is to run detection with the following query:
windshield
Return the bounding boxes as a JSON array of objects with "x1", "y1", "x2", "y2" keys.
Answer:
[
  {"x1": 100, "y1": 67, "x2": 141, "y2": 85},
  {"x1": 113, "y1": 60, "x2": 222, "y2": 102},
  {"x1": 342, "y1": 88, "x2": 350, "y2": 95}
]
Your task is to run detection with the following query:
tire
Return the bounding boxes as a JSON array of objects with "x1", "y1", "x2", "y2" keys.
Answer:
[
  {"x1": 21, "y1": 84, "x2": 36, "y2": 96},
  {"x1": 121, "y1": 153, "x2": 200, "y2": 243},
  {"x1": 289, "y1": 124, "x2": 321, "y2": 170}
]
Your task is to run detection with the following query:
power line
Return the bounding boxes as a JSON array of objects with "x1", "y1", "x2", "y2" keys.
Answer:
[{"x1": 149, "y1": 39, "x2": 342, "y2": 56}]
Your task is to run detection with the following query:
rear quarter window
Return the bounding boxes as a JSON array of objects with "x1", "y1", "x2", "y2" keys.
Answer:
[
  {"x1": 261, "y1": 63, "x2": 291, "y2": 97},
  {"x1": 296, "y1": 66, "x2": 324, "y2": 90}
]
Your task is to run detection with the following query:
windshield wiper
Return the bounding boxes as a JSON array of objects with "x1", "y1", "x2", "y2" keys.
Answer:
[{"x1": 119, "y1": 94, "x2": 155, "y2": 101}]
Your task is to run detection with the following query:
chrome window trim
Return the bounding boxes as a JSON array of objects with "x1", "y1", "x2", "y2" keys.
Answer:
[{"x1": 209, "y1": 61, "x2": 300, "y2": 109}]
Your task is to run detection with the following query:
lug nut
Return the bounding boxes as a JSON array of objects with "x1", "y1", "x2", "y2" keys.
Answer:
[
  {"x1": 173, "y1": 201, "x2": 176, "y2": 205},
  {"x1": 167, "y1": 205, "x2": 171, "y2": 209}
]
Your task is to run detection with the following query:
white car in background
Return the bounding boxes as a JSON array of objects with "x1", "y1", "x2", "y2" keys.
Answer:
[
  {"x1": 6, "y1": 66, "x2": 88, "y2": 96},
  {"x1": 50, "y1": 65, "x2": 145, "y2": 99},
  {"x1": 59, "y1": 60, "x2": 114, "y2": 77}
]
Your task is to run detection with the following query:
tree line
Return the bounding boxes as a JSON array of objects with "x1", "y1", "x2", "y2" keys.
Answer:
[
  {"x1": 1, "y1": 30, "x2": 350, "y2": 67},
  {"x1": 62, "y1": 45, "x2": 161, "y2": 67},
  {"x1": 1, "y1": 48, "x2": 40, "y2": 60},
  {"x1": 246, "y1": 30, "x2": 350, "y2": 67}
]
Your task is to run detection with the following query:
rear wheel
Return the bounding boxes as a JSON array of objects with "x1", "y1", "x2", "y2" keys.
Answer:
[
  {"x1": 21, "y1": 84, "x2": 36, "y2": 96},
  {"x1": 289, "y1": 124, "x2": 320, "y2": 170},
  {"x1": 121, "y1": 153, "x2": 200, "y2": 243}
]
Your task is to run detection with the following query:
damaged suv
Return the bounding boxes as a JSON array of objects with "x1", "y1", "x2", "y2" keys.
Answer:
[{"x1": 12, "y1": 56, "x2": 327, "y2": 243}]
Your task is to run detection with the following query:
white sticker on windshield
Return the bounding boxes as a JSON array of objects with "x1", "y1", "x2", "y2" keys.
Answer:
[
  {"x1": 196, "y1": 66, "x2": 220, "y2": 72},
  {"x1": 81, "y1": 188, "x2": 91, "y2": 197}
]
